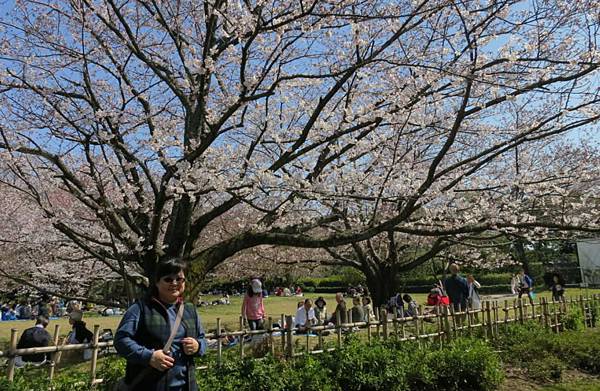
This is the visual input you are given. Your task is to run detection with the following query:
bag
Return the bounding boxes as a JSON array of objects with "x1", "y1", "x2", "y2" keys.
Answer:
[{"x1": 113, "y1": 301, "x2": 185, "y2": 391}]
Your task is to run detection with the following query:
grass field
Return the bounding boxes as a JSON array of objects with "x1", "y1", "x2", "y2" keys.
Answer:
[{"x1": 0, "y1": 288, "x2": 598, "y2": 346}]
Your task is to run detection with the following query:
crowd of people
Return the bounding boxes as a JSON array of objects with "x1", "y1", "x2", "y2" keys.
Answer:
[
  {"x1": 5, "y1": 261, "x2": 572, "y2": 390},
  {"x1": 0, "y1": 296, "x2": 118, "y2": 322}
]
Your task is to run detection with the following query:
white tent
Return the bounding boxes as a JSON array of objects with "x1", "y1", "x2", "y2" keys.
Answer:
[{"x1": 577, "y1": 239, "x2": 600, "y2": 286}]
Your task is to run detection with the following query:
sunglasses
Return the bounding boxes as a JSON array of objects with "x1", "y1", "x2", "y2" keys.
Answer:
[{"x1": 161, "y1": 276, "x2": 186, "y2": 284}]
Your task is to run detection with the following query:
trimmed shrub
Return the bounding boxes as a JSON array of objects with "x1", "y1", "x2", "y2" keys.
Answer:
[{"x1": 426, "y1": 338, "x2": 504, "y2": 391}]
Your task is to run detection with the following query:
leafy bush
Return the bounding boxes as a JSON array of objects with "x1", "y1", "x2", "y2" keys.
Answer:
[
  {"x1": 525, "y1": 355, "x2": 565, "y2": 382},
  {"x1": 322, "y1": 335, "x2": 408, "y2": 391},
  {"x1": 425, "y1": 338, "x2": 504, "y2": 391},
  {"x1": 562, "y1": 308, "x2": 585, "y2": 331},
  {"x1": 496, "y1": 321, "x2": 600, "y2": 379},
  {"x1": 0, "y1": 370, "x2": 90, "y2": 391}
]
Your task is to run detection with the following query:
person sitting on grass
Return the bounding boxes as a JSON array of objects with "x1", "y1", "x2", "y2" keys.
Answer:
[
  {"x1": 67, "y1": 309, "x2": 94, "y2": 360},
  {"x1": 403, "y1": 294, "x2": 418, "y2": 318},
  {"x1": 16, "y1": 315, "x2": 52, "y2": 364},
  {"x1": 314, "y1": 297, "x2": 328, "y2": 325},
  {"x1": 362, "y1": 297, "x2": 376, "y2": 322},
  {"x1": 351, "y1": 296, "x2": 364, "y2": 324},
  {"x1": 295, "y1": 298, "x2": 317, "y2": 333},
  {"x1": 329, "y1": 292, "x2": 347, "y2": 325}
]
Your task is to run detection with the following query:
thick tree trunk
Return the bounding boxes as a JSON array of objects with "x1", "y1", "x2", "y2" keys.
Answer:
[
  {"x1": 513, "y1": 240, "x2": 530, "y2": 274},
  {"x1": 365, "y1": 266, "x2": 396, "y2": 308}
]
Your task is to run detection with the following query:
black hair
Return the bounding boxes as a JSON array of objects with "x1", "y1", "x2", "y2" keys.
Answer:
[
  {"x1": 363, "y1": 297, "x2": 371, "y2": 305},
  {"x1": 552, "y1": 272, "x2": 566, "y2": 285},
  {"x1": 315, "y1": 296, "x2": 326, "y2": 307},
  {"x1": 402, "y1": 294, "x2": 413, "y2": 303},
  {"x1": 246, "y1": 284, "x2": 255, "y2": 297},
  {"x1": 36, "y1": 315, "x2": 49, "y2": 327},
  {"x1": 150, "y1": 258, "x2": 187, "y2": 297}
]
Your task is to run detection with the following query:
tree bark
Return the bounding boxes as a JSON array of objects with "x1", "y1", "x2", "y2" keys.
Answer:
[{"x1": 364, "y1": 266, "x2": 396, "y2": 308}]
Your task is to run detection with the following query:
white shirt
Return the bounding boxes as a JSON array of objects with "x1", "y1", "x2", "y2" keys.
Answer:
[{"x1": 295, "y1": 306, "x2": 316, "y2": 326}]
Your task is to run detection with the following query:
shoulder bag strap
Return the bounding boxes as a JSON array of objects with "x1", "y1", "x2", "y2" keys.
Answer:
[{"x1": 163, "y1": 302, "x2": 185, "y2": 354}]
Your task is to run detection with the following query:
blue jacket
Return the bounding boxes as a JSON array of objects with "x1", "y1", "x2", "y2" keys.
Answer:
[
  {"x1": 444, "y1": 275, "x2": 469, "y2": 310},
  {"x1": 114, "y1": 298, "x2": 206, "y2": 391}
]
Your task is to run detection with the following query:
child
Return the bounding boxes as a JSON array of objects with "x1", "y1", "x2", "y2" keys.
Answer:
[
  {"x1": 550, "y1": 273, "x2": 566, "y2": 303},
  {"x1": 402, "y1": 294, "x2": 418, "y2": 317}
]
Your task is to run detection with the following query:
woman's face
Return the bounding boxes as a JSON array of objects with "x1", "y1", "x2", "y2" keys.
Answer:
[
  {"x1": 553, "y1": 276, "x2": 559, "y2": 283},
  {"x1": 156, "y1": 270, "x2": 186, "y2": 303}
]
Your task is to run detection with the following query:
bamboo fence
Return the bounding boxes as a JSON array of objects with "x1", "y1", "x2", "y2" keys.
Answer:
[{"x1": 0, "y1": 294, "x2": 598, "y2": 387}]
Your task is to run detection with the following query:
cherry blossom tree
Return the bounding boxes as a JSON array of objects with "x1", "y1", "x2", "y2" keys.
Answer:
[
  {"x1": 0, "y1": 184, "x2": 114, "y2": 303},
  {"x1": 0, "y1": 0, "x2": 599, "y2": 300}
]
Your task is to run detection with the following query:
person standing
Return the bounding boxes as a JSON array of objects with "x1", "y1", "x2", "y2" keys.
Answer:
[
  {"x1": 241, "y1": 279, "x2": 266, "y2": 330},
  {"x1": 444, "y1": 263, "x2": 469, "y2": 312},
  {"x1": 550, "y1": 273, "x2": 566, "y2": 303},
  {"x1": 518, "y1": 268, "x2": 535, "y2": 305},
  {"x1": 467, "y1": 274, "x2": 482, "y2": 311},
  {"x1": 510, "y1": 273, "x2": 519, "y2": 295},
  {"x1": 114, "y1": 259, "x2": 206, "y2": 391}
]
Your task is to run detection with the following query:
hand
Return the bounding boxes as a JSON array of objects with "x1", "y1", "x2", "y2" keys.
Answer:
[
  {"x1": 149, "y1": 350, "x2": 174, "y2": 371},
  {"x1": 182, "y1": 337, "x2": 199, "y2": 355}
]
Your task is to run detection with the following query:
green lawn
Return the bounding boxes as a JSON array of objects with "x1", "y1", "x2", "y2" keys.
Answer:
[{"x1": 0, "y1": 288, "x2": 598, "y2": 346}]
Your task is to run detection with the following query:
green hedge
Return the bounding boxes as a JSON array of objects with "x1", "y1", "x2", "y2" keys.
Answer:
[{"x1": 299, "y1": 273, "x2": 513, "y2": 294}]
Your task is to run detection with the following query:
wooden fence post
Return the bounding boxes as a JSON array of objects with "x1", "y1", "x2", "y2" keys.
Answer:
[
  {"x1": 413, "y1": 311, "x2": 420, "y2": 346},
  {"x1": 579, "y1": 295, "x2": 587, "y2": 328},
  {"x1": 239, "y1": 316, "x2": 245, "y2": 359},
  {"x1": 380, "y1": 308, "x2": 388, "y2": 341},
  {"x1": 449, "y1": 306, "x2": 457, "y2": 339},
  {"x1": 518, "y1": 299, "x2": 524, "y2": 325},
  {"x1": 465, "y1": 306, "x2": 472, "y2": 337},
  {"x1": 366, "y1": 308, "x2": 372, "y2": 345},
  {"x1": 375, "y1": 307, "x2": 380, "y2": 339},
  {"x1": 542, "y1": 298, "x2": 549, "y2": 329},
  {"x1": 7, "y1": 328, "x2": 18, "y2": 382},
  {"x1": 503, "y1": 300, "x2": 509, "y2": 328},
  {"x1": 494, "y1": 301, "x2": 500, "y2": 336},
  {"x1": 486, "y1": 301, "x2": 493, "y2": 339},
  {"x1": 435, "y1": 305, "x2": 443, "y2": 348},
  {"x1": 418, "y1": 305, "x2": 425, "y2": 336},
  {"x1": 443, "y1": 306, "x2": 451, "y2": 342},
  {"x1": 285, "y1": 315, "x2": 294, "y2": 358},
  {"x1": 216, "y1": 318, "x2": 222, "y2": 365},
  {"x1": 48, "y1": 324, "x2": 61, "y2": 380},
  {"x1": 267, "y1": 317, "x2": 275, "y2": 356},
  {"x1": 281, "y1": 314, "x2": 286, "y2": 354},
  {"x1": 336, "y1": 310, "x2": 343, "y2": 347},
  {"x1": 90, "y1": 325, "x2": 100, "y2": 387}
]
